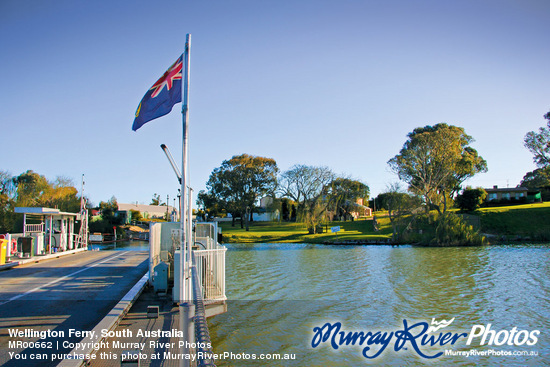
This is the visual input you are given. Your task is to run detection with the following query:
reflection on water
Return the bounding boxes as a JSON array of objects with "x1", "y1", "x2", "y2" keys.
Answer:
[
  {"x1": 209, "y1": 243, "x2": 550, "y2": 366},
  {"x1": 89, "y1": 240, "x2": 149, "y2": 251}
]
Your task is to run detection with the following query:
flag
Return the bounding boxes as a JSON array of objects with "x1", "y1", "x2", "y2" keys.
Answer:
[{"x1": 132, "y1": 54, "x2": 183, "y2": 131}]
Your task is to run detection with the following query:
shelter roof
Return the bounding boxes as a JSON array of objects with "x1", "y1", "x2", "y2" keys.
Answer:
[{"x1": 14, "y1": 207, "x2": 80, "y2": 217}]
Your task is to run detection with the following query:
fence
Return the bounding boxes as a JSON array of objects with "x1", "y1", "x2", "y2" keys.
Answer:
[
  {"x1": 191, "y1": 264, "x2": 216, "y2": 367},
  {"x1": 25, "y1": 223, "x2": 44, "y2": 233},
  {"x1": 193, "y1": 245, "x2": 227, "y2": 304}
]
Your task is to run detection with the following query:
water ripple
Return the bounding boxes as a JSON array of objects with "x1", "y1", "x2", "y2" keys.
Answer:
[{"x1": 210, "y1": 243, "x2": 550, "y2": 366}]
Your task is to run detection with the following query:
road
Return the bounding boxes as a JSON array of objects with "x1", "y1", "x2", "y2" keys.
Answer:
[{"x1": 0, "y1": 250, "x2": 148, "y2": 366}]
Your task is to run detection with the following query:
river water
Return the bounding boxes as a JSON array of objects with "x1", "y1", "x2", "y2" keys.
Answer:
[{"x1": 208, "y1": 243, "x2": 550, "y2": 366}]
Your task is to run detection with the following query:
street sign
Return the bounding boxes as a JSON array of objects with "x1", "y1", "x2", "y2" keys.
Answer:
[{"x1": 331, "y1": 226, "x2": 341, "y2": 233}]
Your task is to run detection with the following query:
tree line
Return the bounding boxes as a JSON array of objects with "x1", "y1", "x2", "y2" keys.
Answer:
[
  {"x1": 199, "y1": 110, "x2": 550, "y2": 243},
  {"x1": 197, "y1": 154, "x2": 369, "y2": 233},
  {"x1": 0, "y1": 170, "x2": 82, "y2": 233},
  {"x1": 0, "y1": 169, "x2": 185, "y2": 235},
  {"x1": 522, "y1": 111, "x2": 550, "y2": 194},
  {"x1": 375, "y1": 110, "x2": 550, "y2": 244},
  {"x1": 0, "y1": 171, "x2": 130, "y2": 234},
  {"x1": 197, "y1": 123, "x2": 487, "y2": 233},
  {"x1": 3, "y1": 110, "x2": 548, "y2": 242}
]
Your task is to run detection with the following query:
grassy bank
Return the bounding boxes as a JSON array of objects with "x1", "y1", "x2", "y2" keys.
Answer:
[
  {"x1": 218, "y1": 202, "x2": 550, "y2": 244},
  {"x1": 478, "y1": 202, "x2": 550, "y2": 241},
  {"x1": 219, "y1": 218, "x2": 392, "y2": 244}
]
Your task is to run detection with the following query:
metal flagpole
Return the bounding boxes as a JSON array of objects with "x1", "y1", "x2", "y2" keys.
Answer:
[
  {"x1": 180, "y1": 33, "x2": 191, "y2": 367},
  {"x1": 181, "y1": 34, "x2": 191, "y2": 302}
]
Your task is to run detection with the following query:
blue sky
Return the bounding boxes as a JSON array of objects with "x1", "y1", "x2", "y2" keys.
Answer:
[{"x1": 2, "y1": 0, "x2": 549, "y2": 207}]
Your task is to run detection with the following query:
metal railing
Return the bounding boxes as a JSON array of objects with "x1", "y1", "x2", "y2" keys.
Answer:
[
  {"x1": 195, "y1": 236, "x2": 216, "y2": 250},
  {"x1": 193, "y1": 245, "x2": 227, "y2": 304},
  {"x1": 148, "y1": 221, "x2": 225, "y2": 366},
  {"x1": 195, "y1": 222, "x2": 217, "y2": 243},
  {"x1": 191, "y1": 263, "x2": 216, "y2": 367},
  {"x1": 25, "y1": 223, "x2": 44, "y2": 233},
  {"x1": 71, "y1": 233, "x2": 87, "y2": 249}
]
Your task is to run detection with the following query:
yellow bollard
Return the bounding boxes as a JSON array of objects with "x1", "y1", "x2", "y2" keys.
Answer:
[{"x1": 0, "y1": 239, "x2": 7, "y2": 265}]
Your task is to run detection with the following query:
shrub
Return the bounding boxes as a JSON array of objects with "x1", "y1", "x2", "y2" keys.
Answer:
[
  {"x1": 430, "y1": 212, "x2": 485, "y2": 246},
  {"x1": 456, "y1": 187, "x2": 487, "y2": 212}
]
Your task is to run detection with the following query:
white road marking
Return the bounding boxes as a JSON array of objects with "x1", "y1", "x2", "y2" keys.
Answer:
[{"x1": 0, "y1": 251, "x2": 130, "y2": 306}]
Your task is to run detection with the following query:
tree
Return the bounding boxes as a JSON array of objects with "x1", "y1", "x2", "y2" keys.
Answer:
[
  {"x1": 13, "y1": 170, "x2": 50, "y2": 207},
  {"x1": 151, "y1": 193, "x2": 164, "y2": 206},
  {"x1": 205, "y1": 154, "x2": 278, "y2": 229},
  {"x1": 0, "y1": 171, "x2": 16, "y2": 233},
  {"x1": 388, "y1": 123, "x2": 487, "y2": 214},
  {"x1": 0, "y1": 171, "x2": 16, "y2": 198},
  {"x1": 304, "y1": 201, "x2": 326, "y2": 234},
  {"x1": 100, "y1": 196, "x2": 121, "y2": 226},
  {"x1": 197, "y1": 190, "x2": 225, "y2": 220},
  {"x1": 130, "y1": 209, "x2": 143, "y2": 222},
  {"x1": 90, "y1": 196, "x2": 122, "y2": 233},
  {"x1": 524, "y1": 111, "x2": 550, "y2": 168},
  {"x1": 520, "y1": 168, "x2": 550, "y2": 189},
  {"x1": 279, "y1": 165, "x2": 334, "y2": 222},
  {"x1": 382, "y1": 183, "x2": 422, "y2": 241},
  {"x1": 520, "y1": 167, "x2": 550, "y2": 201},
  {"x1": 325, "y1": 177, "x2": 370, "y2": 221},
  {"x1": 430, "y1": 212, "x2": 485, "y2": 246},
  {"x1": 455, "y1": 187, "x2": 487, "y2": 212},
  {"x1": 280, "y1": 198, "x2": 297, "y2": 222},
  {"x1": 4, "y1": 170, "x2": 83, "y2": 232},
  {"x1": 40, "y1": 176, "x2": 81, "y2": 212},
  {"x1": 10, "y1": 171, "x2": 81, "y2": 212}
]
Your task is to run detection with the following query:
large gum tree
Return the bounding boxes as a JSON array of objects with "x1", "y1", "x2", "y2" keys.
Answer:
[
  {"x1": 205, "y1": 154, "x2": 278, "y2": 229},
  {"x1": 388, "y1": 123, "x2": 487, "y2": 213},
  {"x1": 524, "y1": 111, "x2": 550, "y2": 168}
]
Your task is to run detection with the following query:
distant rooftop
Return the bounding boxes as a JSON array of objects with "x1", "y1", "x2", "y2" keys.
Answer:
[
  {"x1": 485, "y1": 186, "x2": 528, "y2": 192},
  {"x1": 117, "y1": 203, "x2": 176, "y2": 213}
]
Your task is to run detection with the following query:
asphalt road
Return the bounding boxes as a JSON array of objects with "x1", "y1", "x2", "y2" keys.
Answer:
[{"x1": 0, "y1": 250, "x2": 148, "y2": 366}]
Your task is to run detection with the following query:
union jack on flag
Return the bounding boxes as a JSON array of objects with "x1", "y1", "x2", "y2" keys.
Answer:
[{"x1": 132, "y1": 54, "x2": 183, "y2": 131}]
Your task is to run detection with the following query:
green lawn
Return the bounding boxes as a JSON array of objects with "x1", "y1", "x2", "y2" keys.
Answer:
[
  {"x1": 219, "y1": 218, "x2": 393, "y2": 244},
  {"x1": 218, "y1": 202, "x2": 550, "y2": 244},
  {"x1": 478, "y1": 202, "x2": 550, "y2": 240}
]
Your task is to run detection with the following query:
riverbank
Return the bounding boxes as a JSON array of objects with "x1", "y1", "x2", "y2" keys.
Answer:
[
  {"x1": 219, "y1": 202, "x2": 550, "y2": 244},
  {"x1": 219, "y1": 217, "x2": 390, "y2": 244},
  {"x1": 478, "y1": 202, "x2": 550, "y2": 241}
]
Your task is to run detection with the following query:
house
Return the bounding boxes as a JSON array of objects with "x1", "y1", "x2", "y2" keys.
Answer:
[
  {"x1": 232, "y1": 196, "x2": 373, "y2": 222},
  {"x1": 484, "y1": 186, "x2": 542, "y2": 205},
  {"x1": 212, "y1": 197, "x2": 279, "y2": 222},
  {"x1": 255, "y1": 196, "x2": 280, "y2": 221},
  {"x1": 326, "y1": 197, "x2": 372, "y2": 221},
  {"x1": 353, "y1": 198, "x2": 373, "y2": 218},
  {"x1": 117, "y1": 203, "x2": 178, "y2": 223}
]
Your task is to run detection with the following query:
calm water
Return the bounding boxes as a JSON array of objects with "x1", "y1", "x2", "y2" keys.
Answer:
[
  {"x1": 89, "y1": 240, "x2": 149, "y2": 251},
  {"x1": 208, "y1": 243, "x2": 550, "y2": 366}
]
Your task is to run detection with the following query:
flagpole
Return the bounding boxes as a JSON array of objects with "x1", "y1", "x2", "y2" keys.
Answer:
[
  {"x1": 181, "y1": 34, "x2": 191, "y2": 302},
  {"x1": 180, "y1": 33, "x2": 192, "y2": 367}
]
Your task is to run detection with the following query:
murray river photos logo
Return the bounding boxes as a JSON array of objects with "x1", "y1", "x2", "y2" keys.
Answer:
[{"x1": 311, "y1": 318, "x2": 540, "y2": 359}]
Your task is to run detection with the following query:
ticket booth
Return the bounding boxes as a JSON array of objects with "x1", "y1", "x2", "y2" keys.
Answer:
[{"x1": 14, "y1": 207, "x2": 88, "y2": 255}]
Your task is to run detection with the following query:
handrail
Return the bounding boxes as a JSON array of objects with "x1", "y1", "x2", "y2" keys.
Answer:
[
  {"x1": 191, "y1": 262, "x2": 216, "y2": 367},
  {"x1": 25, "y1": 223, "x2": 45, "y2": 233},
  {"x1": 193, "y1": 246, "x2": 227, "y2": 303}
]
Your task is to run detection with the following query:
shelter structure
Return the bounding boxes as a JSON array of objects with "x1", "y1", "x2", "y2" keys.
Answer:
[{"x1": 14, "y1": 207, "x2": 88, "y2": 256}]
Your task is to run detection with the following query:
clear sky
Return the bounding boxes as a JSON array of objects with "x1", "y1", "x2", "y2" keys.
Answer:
[{"x1": 2, "y1": 0, "x2": 549, "y2": 207}]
